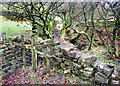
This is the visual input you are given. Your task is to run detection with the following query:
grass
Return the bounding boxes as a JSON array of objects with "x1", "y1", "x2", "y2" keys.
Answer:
[{"x1": 0, "y1": 16, "x2": 32, "y2": 36}]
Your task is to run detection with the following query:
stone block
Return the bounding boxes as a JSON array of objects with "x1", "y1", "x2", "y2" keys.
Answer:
[
  {"x1": 64, "y1": 68, "x2": 71, "y2": 74},
  {"x1": 111, "y1": 79, "x2": 120, "y2": 85},
  {"x1": 112, "y1": 69, "x2": 120, "y2": 81},
  {"x1": 72, "y1": 67, "x2": 82, "y2": 75},
  {"x1": 95, "y1": 72, "x2": 109, "y2": 84},
  {"x1": 69, "y1": 51, "x2": 81, "y2": 59},
  {"x1": 116, "y1": 66, "x2": 120, "y2": 76},
  {"x1": 6, "y1": 50, "x2": 13, "y2": 54},
  {"x1": 92, "y1": 61, "x2": 114, "y2": 77},
  {"x1": 83, "y1": 71, "x2": 93, "y2": 78},
  {"x1": 79, "y1": 55, "x2": 97, "y2": 67},
  {"x1": 84, "y1": 67, "x2": 94, "y2": 72}
]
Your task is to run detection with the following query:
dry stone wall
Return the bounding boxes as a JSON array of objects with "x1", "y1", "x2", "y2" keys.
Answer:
[
  {"x1": 0, "y1": 32, "x2": 120, "y2": 85},
  {"x1": 0, "y1": 33, "x2": 57, "y2": 79},
  {"x1": 0, "y1": 34, "x2": 33, "y2": 79},
  {"x1": 52, "y1": 48, "x2": 120, "y2": 85}
]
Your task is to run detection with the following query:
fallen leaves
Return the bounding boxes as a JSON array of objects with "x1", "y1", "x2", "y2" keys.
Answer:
[{"x1": 2, "y1": 66, "x2": 91, "y2": 85}]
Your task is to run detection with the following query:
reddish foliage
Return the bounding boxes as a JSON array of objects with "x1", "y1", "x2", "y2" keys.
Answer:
[{"x1": 7, "y1": 17, "x2": 30, "y2": 21}]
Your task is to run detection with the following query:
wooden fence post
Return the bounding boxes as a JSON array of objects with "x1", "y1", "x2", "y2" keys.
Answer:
[
  {"x1": 42, "y1": 42, "x2": 46, "y2": 66},
  {"x1": 21, "y1": 35, "x2": 26, "y2": 68},
  {"x1": 51, "y1": 35, "x2": 54, "y2": 55},
  {"x1": 35, "y1": 35, "x2": 37, "y2": 70},
  {"x1": 44, "y1": 42, "x2": 50, "y2": 73},
  {"x1": 31, "y1": 34, "x2": 37, "y2": 72},
  {"x1": 46, "y1": 56, "x2": 50, "y2": 73}
]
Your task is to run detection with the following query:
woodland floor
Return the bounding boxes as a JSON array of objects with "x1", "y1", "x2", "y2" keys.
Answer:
[{"x1": 1, "y1": 30, "x2": 119, "y2": 85}]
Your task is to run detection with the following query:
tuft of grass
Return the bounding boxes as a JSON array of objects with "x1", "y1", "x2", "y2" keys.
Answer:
[{"x1": 0, "y1": 16, "x2": 32, "y2": 36}]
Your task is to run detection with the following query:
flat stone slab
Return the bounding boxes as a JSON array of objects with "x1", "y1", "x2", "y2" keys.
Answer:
[
  {"x1": 64, "y1": 68, "x2": 71, "y2": 74},
  {"x1": 92, "y1": 61, "x2": 114, "y2": 77},
  {"x1": 111, "y1": 79, "x2": 120, "y2": 85},
  {"x1": 84, "y1": 67, "x2": 94, "y2": 72},
  {"x1": 95, "y1": 72, "x2": 109, "y2": 84},
  {"x1": 78, "y1": 55, "x2": 97, "y2": 67}
]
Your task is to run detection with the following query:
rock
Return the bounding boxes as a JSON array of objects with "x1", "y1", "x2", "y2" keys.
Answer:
[
  {"x1": 69, "y1": 51, "x2": 81, "y2": 59},
  {"x1": 69, "y1": 51, "x2": 76, "y2": 57},
  {"x1": 100, "y1": 65, "x2": 113, "y2": 77},
  {"x1": 72, "y1": 62, "x2": 82, "y2": 69},
  {"x1": 65, "y1": 65, "x2": 73, "y2": 69},
  {"x1": 8, "y1": 45, "x2": 15, "y2": 50},
  {"x1": 107, "y1": 63, "x2": 114, "y2": 68},
  {"x1": 62, "y1": 47, "x2": 74, "y2": 58},
  {"x1": 72, "y1": 67, "x2": 83, "y2": 75},
  {"x1": 92, "y1": 61, "x2": 114, "y2": 77},
  {"x1": 64, "y1": 60, "x2": 73, "y2": 66},
  {"x1": 8, "y1": 38, "x2": 12, "y2": 44},
  {"x1": 12, "y1": 35, "x2": 21, "y2": 42},
  {"x1": 0, "y1": 49, "x2": 5, "y2": 54},
  {"x1": 1, "y1": 45, "x2": 7, "y2": 49},
  {"x1": 111, "y1": 79, "x2": 120, "y2": 85},
  {"x1": 71, "y1": 62, "x2": 83, "y2": 75},
  {"x1": 95, "y1": 72, "x2": 109, "y2": 84},
  {"x1": 112, "y1": 70, "x2": 119, "y2": 79},
  {"x1": 79, "y1": 55, "x2": 97, "y2": 67},
  {"x1": 60, "y1": 63, "x2": 65, "y2": 68},
  {"x1": 92, "y1": 60, "x2": 101, "y2": 68},
  {"x1": 50, "y1": 59, "x2": 60, "y2": 66},
  {"x1": 2, "y1": 63, "x2": 12, "y2": 69},
  {"x1": 6, "y1": 54, "x2": 14, "y2": 58},
  {"x1": 116, "y1": 66, "x2": 120, "y2": 76},
  {"x1": 64, "y1": 68, "x2": 71, "y2": 74},
  {"x1": 0, "y1": 53, "x2": 4, "y2": 57},
  {"x1": 112, "y1": 69, "x2": 120, "y2": 81},
  {"x1": 2, "y1": 65, "x2": 10, "y2": 73},
  {"x1": 0, "y1": 36, "x2": 3, "y2": 43},
  {"x1": 6, "y1": 50, "x2": 13, "y2": 54},
  {"x1": 54, "y1": 57, "x2": 63, "y2": 62},
  {"x1": 1, "y1": 32, "x2": 6, "y2": 43},
  {"x1": 24, "y1": 39, "x2": 31, "y2": 44},
  {"x1": 90, "y1": 77, "x2": 95, "y2": 82},
  {"x1": 83, "y1": 71, "x2": 93, "y2": 78},
  {"x1": 54, "y1": 52, "x2": 62, "y2": 57},
  {"x1": 14, "y1": 51, "x2": 21, "y2": 55},
  {"x1": 84, "y1": 67, "x2": 94, "y2": 72}
]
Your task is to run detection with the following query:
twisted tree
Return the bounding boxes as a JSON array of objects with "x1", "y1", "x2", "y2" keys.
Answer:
[
  {"x1": 2, "y1": 2, "x2": 63, "y2": 38},
  {"x1": 100, "y1": 1, "x2": 120, "y2": 58}
]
